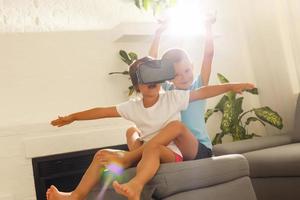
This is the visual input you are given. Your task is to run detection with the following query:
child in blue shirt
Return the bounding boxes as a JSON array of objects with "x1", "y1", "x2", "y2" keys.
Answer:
[{"x1": 148, "y1": 14, "x2": 216, "y2": 158}]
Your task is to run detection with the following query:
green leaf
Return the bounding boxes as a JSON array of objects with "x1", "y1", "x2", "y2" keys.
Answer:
[
  {"x1": 205, "y1": 108, "x2": 219, "y2": 122},
  {"x1": 220, "y1": 100, "x2": 235, "y2": 133},
  {"x1": 215, "y1": 95, "x2": 229, "y2": 113},
  {"x1": 128, "y1": 85, "x2": 135, "y2": 96},
  {"x1": 142, "y1": 0, "x2": 152, "y2": 11},
  {"x1": 212, "y1": 132, "x2": 225, "y2": 145},
  {"x1": 217, "y1": 73, "x2": 236, "y2": 100},
  {"x1": 232, "y1": 125, "x2": 246, "y2": 141},
  {"x1": 134, "y1": 0, "x2": 141, "y2": 9},
  {"x1": 254, "y1": 107, "x2": 283, "y2": 129},
  {"x1": 235, "y1": 97, "x2": 244, "y2": 118},
  {"x1": 226, "y1": 91, "x2": 236, "y2": 101},
  {"x1": 217, "y1": 73, "x2": 229, "y2": 83},
  {"x1": 128, "y1": 52, "x2": 138, "y2": 63},
  {"x1": 245, "y1": 87, "x2": 258, "y2": 95},
  {"x1": 108, "y1": 71, "x2": 129, "y2": 75},
  {"x1": 134, "y1": 0, "x2": 178, "y2": 16},
  {"x1": 245, "y1": 117, "x2": 266, "y2": 126},
  {"x1": 119, "y1": 50, "x2": 132, "y2": 65},
  {"x1": 220, "y1": 96, "x2": 242, "y2": 134}
]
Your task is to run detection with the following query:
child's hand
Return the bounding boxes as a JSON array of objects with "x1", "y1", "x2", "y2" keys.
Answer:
[
  {"x1": 155, "y1": 19, "x2": 169, "y2": 35},
  {"x1": 204, "y1": 12, "x2": 217, "y2": 26},
  {"x1": 232, "y1": 83, "x2": 255, "y2": 94},
  {"x1": 51, "y1": 115, "x2": 74, "y2": 127}
]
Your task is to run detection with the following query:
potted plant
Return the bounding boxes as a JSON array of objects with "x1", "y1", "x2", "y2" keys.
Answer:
[
  {"x1": 109, "y1": 50, "x2": 138, "y2": 96},
  {"x1": 133, "y1": 0, "x2": 177, "y2": 16},
  {"x1": 205, "y1": 73, "x2": 283, "y2": 145}
]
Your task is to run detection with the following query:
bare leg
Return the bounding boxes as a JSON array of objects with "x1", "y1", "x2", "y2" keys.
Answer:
[
  {"x1": 146, "y1": 120, "x2": 199, "y2": 160},
  {"x1": 47, "y1": 149, "x2": 126, "y2": 200},
  {"x1": 113, "y1": 143, "x2": 175, "y2": 200},
  {"x1": 126, "y1": 127, "x2": 143, "y2": 151},
  {"x1": 127, "y1": 120, "x2": 198, "y2": 161},
  {"x1": 111, "y1": 122, "x2": 198, "y2": 199},
  {"x1": 113, "y1": 120, "x2": 197, "y2": 168}
]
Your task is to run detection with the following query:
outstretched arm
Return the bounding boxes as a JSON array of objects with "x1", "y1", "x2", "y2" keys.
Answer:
[
  {"x1": 149, "y1": 21, "x2": 168, "y2": 58},
  {"x1": 189, "y1": 83, "x2": 255, "y2": 102},
  {"x1": 200, "y1": 13, "x2": 216, "y2": 86},
  {"x1": 51, "y1": 107, "x2": 120, "y2": 127}
]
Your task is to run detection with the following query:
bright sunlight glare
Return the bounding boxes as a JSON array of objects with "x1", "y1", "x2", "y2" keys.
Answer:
[{"x1": 163, "y1": 1, "x2": 206, "y2": 36}]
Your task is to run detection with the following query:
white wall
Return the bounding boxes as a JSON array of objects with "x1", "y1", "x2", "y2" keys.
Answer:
[
  {"x1": 236, "y1": 0, "x2": 300, "y2": 134},
  {"x1": 0, "y1": 0, "x2": 153, "y2": 32},
  {"x1": 286, "y1": 0, "x2": 300, "y2": 89},
  {"x1": 1, "y1": 31, "x2": 122, "y2": 126},
  {"x1": 0, "y1": 0, "x2": 299, "y2": 199}
]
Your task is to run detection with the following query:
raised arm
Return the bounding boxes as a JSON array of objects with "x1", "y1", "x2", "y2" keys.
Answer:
[
  {"x1": 149, "y1": 21, "x2": 168, "y2": 58},
  {"x1": 200, "y1": 13, "x2": 216, "y2": 86},
  {"x1": 51, "y1": 106, "x2": 120, "y2": 127},
  {"x1": 189, "y1": 83, "x2": 255, "y2": 102}
]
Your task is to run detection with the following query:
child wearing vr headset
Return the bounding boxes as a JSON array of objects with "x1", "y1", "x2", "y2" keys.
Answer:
[{"x1": 48, "y1": 56, "x2": 254, "y2": 200}]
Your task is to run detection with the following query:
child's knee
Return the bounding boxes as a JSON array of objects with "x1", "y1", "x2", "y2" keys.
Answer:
[
  {"x1": 126, "y1": 127, "x2": 138, "y2": 138},
  {"x1": 168, "y1": 120, "x2": 186, "y2": 130},
  {"x1": 93, "y1": 149, "x2": 109, "y2": 162}
]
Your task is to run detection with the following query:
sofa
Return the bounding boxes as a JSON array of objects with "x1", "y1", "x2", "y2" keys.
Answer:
[
  {"x1": 213, "y1": 93, "x2": 300, "y2": 200},
  {"x1": 88, "y1": 94, "x2": 299, "y2": 200},
  {"x1": 88, "y1": 154, "x2": 257, "y2": 200}
]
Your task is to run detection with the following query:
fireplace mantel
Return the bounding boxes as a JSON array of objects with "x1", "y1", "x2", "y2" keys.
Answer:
[{"x1": 22, "y1": 118, "x2": 132, "y2": 158}]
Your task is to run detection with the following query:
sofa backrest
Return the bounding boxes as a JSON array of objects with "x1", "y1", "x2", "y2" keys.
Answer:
[{"x1": 292, "y1": 93, "x2": 300, "y2": 142}]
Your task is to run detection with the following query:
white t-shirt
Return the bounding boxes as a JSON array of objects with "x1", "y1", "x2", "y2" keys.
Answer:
[{"x1": 116, "y1": 90, "x2": 190, "y2": 157}]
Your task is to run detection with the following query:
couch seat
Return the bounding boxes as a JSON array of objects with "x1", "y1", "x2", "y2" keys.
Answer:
[{"x1": 243, "y1": 143, "x2": 300, "y2": 177}]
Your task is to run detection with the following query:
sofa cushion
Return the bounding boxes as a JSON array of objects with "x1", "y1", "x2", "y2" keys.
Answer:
[
  {"x1": 291, "y1": 93, "x2": 300, "y2": 142},
  {"x1": 163, "y1": 177, "x2": 256, "y2": 200},
  {"x1": 243, "y1": 143, "x2": 300, "y2": 177},
  {"x1": 251, "y1": 177, "x2": 300, "y2": 200}
]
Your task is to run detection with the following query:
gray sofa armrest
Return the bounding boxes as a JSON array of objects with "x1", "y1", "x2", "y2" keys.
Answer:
[
  {"x1": 213, "y1": 135, "x2": 292, "y2": 156},
  {"x1": 89, "y1": 154, "x2": 251, "y2": 200}
]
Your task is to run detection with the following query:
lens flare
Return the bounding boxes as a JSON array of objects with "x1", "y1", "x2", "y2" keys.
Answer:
[
  {"x1": 106, "y1": 162, "x2": 124, "y2": 176},
  {"x1": 96, "y1": 162, "x2": 125, "y2": 200}
]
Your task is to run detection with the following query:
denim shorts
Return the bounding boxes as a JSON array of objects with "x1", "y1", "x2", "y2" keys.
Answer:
[{"x1": 194, "y1": 140, "x2": 213, "y2": 160}]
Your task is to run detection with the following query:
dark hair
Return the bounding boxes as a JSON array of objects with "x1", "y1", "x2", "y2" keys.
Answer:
[
  {"x1": 129, "y1": 56, "x2": 154, "y2": 89},
  {"x1": 161, "y1": 48, "x2": 191, "y2": 65}
]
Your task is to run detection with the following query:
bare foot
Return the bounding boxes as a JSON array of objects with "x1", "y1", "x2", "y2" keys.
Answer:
[
  {"x1": 46, "y1": 185, "x2": 79, "y2": 200},
  {"x1": 112, "y1": 180, "x2": 142, "y2": 200}
]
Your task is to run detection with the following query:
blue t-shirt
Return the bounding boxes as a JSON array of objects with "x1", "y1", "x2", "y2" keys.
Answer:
[{"x1": 162, "y1": 76, "x2": 213, "y2": 149}]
